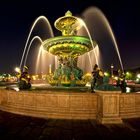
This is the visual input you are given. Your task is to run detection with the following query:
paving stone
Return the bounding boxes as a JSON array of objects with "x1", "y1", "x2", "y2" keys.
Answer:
[
  {"x1": 25, "y1": 127, "x2": 43, "y2": 140},
  {"x1": 18, "y1": 126, "x2": 32, "y2": 137}
]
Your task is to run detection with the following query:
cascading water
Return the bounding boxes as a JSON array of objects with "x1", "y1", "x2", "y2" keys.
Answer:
[
  {"x1": 21, "y1": 7, "x2": 124, "y2": 76},
  {"x1": 35, "y1": 47, "x2": 56, "y2": 74},
  {"x1": 23, "y1": 36, "x2": 43, "y2": 67},
  {"x1": 77, "y1": 18, "x2": 99, "y2": 66},
  {"x1": 20, "y1": 16, "x2": 54, "y2": 71},
  {"x1": 81, "y1": 7, "x2": 124, "y2": 71}
]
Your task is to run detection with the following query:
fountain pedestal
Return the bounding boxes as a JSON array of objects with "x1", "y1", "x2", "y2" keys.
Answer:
[{"x1": 96, "y1": 91, "x2": 122, "y2": 124}]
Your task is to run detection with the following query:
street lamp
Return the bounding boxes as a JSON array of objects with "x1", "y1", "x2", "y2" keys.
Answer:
[
  {"x1": 111, "y1": 64, "x2": 114, "y2": 77},
  {"x1": 136, "y1": 74, "x2": 140, "y2": 84},
  {"x1": 15, "y1": 67, "x2": 21, "y2": 73},
  {"x1": 137, "y1": 74, "x2": 140, "y2": 79},
  {"x1": 14, "y1": 67, "x2": 21, "y2": 82}
]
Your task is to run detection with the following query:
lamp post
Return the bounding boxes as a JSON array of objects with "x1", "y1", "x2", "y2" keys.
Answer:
[
  {"x1": 15, "y1": 67, "x2": 21, "y2": 82},
  {"x1": 111, "y1": 64, "x2": 114, "y2": 84},
  {"x1": 111, "y1": 64, "x2": 114, "y2": 77}
]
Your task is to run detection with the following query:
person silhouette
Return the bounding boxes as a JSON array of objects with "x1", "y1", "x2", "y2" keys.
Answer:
[
  {"x1": 91, "y1": 64, "x2": 99, "y2": 93},
  {"x1": 19, "y1": 66, "x2": 31, "y2": 89}
]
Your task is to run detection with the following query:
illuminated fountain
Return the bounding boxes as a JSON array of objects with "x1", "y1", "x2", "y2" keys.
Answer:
[
  {"x1": 18, "y1": 8, "x2": 124, "y2": 89},
  {"x1": 1, "y1": 8, "x2": 140, "y2": 124},
  {"x1": 20, "y1": 7, "x2": 124, "y2": 82},
  {"x1": 42, "y1": 11, "x2": 96, "y2": 87}
]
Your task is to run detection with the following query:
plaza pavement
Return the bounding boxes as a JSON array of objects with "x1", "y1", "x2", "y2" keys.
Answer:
[{"x1": 0, "y1": 110, "x2": 140, "y2": 140}]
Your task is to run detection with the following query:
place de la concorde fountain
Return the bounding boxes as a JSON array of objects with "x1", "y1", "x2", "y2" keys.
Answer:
[
  {"x1": 43, "y1": 11, "x2": 93, "y2": 86},
  {"x1": 1, "y1": 7, "x2": 140, "y2": 124},
  {"x1": 20, "y1": 7, "x2": 123, "y2": 88}
]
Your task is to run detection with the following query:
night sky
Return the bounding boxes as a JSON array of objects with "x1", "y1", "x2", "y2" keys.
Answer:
[{"x1": 0, "y1": 0, "x2": 139, "y2": 73}]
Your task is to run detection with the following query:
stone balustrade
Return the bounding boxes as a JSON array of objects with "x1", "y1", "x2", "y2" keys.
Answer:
[
  {"x1": 0, "y1": 90, "x2": 97, "y2": 119},
  {"x1": 0, "y1": 89, "x2": 140, "y2": 123}
]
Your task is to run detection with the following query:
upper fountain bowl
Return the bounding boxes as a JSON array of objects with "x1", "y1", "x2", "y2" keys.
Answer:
[
  {"x1": 43, "y1": 35, "x2": 95, "y2": 57},
  {"x1": 54, "y1": 10, "x2": 82, "y2": 36},
  {"x1": 42, "y1": 11, "x2": 97, "y2": 57}
]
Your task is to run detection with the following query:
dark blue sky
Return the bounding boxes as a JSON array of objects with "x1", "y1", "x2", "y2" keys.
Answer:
[{"x1": 0, "y1": 0, "x2": 139, "y2": 73}]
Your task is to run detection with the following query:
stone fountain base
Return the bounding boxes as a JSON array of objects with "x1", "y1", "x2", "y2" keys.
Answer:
[{"x1": 0, "y1": 88, "x2": 140, "y2": 124}]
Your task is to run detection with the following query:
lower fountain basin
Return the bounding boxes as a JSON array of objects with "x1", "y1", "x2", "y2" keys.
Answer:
[{"x1": 0, "y1": 83, "x2": 140, "y2": 123}]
